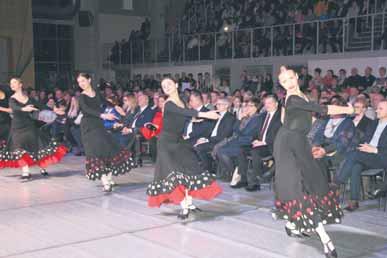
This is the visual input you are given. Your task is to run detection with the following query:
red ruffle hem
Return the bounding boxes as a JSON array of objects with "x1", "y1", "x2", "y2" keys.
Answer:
[
  {"x1": 0, "y1": 145, "x2": 68, "y2": 169},
  {"x1": 148, "y1": 181, "x2": 222, "y2": 208}
]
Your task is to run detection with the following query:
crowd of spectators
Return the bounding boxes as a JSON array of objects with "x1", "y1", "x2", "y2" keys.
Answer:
[
  {"x1": 110, "y1": 0, "x2": 387, "y2": 64},
  {"x1": 18, "y1": 64, "x2": 387, "y2": 211}
]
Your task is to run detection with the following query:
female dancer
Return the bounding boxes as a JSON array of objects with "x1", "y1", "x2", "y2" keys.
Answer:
[
  {"x1": 147, "y1": 78, "x2": 222, "y2": 219},
  {"x1": 273, "y1": 67, "x2": 354, "y2": 258},
  {"x1": 0, "y1": 84, "x2": 11, "y2": 147},
  {"x1": 77, "y1": 73, "x2": 134, "y2": 192},
  {"x1": 0, "y1": 78, "x2": 67, "y2": 179}
]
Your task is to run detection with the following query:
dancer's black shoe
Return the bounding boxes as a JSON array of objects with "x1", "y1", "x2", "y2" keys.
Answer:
[
  {"x1": 177, "y1": 209, "x2": 190, "y2": 219},
  {"x1": 322, "y1": 240, "x2": 338, "y2": 258},
  {"x1": 188, "y1": 205, "x2": 202, "y2": 212},
  {"x1": 40, "y1": 169, "x2": 49, "y2": 176},
  {"x1": 20, "y1": 174, "x2": 31, "y2": 180},
  {"x1": 103, "y1": 184, "x2": 113, "y2": 193}
]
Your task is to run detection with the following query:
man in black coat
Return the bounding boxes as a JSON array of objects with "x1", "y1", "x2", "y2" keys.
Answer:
[
  {"x1": 233, "y1": 95, "x2": 281, "y2": 191},
  {"x1": 194, "y1": 97, "x2": 235, "y2": 172},
  {"x1": 336, "y1": 100, "x2": 387, "y2": 211},
  {"x1": 183, "y1": 90, "x2": 214, "y2": 145}
]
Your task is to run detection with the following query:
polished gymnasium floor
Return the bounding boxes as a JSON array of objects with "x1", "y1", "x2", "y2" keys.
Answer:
[{"x1": 0, "y1": 155, "x2": 386, "y2": 258}]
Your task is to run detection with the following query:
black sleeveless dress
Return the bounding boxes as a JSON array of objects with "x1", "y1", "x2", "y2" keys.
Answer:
[
  {"x1": 0, "y1": 98, "x2": 67, "y2": 169},
  {"x1": 147, "y1": 101, "x2": 222, "y2": 207},
  {"x1": 273, "y1": 95, "x2": 343, "y2": 233},
  {"x1": 79, "y1": 93, "x2": 135, "y2": 180}
]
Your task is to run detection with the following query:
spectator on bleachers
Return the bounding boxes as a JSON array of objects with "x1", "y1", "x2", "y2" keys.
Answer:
[
  {"x1": 309, "y1": 68, "x2": 324, "y2": 90},
  {"x1": 337, "y1": 68, "x2": 348, "y2": 89},
  {"x1": 363, "y1": 66, "x2": 376, "y2": 88},
  {"x1": 373, "y1": 67, "x2": 387, "y2": 95},
  {"x1": 346, "y1": 67, "x2": 365, "y2": 90},
  {"x1": 299, "y1": 66, "x2": 313, "y2": 91},
  {"x1": 322, "y1": 69, "x2": 338, "y2": 89},
  {"x1": 336, "y1": 100, "x2": 387, "y2": 212}
]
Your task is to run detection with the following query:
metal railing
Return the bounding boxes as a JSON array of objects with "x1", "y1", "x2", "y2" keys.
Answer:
[{"x1": 103, "y1": 11, "x2": 387, "y2": 67}]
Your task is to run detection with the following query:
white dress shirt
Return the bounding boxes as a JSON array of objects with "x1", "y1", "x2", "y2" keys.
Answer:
[
  {"x1": 132, "y1": 105, "x2": 148, "y2": 128},
  {"x1": 211, "y1": 111, "x2": 226, "y2": 137},
  {"x1": 261, "y1": 111, "x2": 276, "y2": 144},
  {"x1": 369, "y1": 120, "x2": 387, "y2": 147}
]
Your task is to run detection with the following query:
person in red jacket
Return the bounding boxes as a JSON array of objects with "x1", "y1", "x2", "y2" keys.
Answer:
[{"x1": 140, "y1": 94, "x2": 166, "y2": 162}]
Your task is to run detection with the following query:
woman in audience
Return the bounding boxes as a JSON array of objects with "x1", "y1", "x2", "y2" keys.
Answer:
[
  {"x1": 274, "y1": 66, "x2": 354, "y2": 258},
  {"x1": 140, "y1": 94, "x2": 166, "y2": 162},
  {"x1": 146, "y1": 77, "x2": 221, "y2": 219}
]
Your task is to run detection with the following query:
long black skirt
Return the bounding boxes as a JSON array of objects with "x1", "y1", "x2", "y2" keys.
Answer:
[
  {"x1": 0, "y1": 124, "x2": 67, "y2": 169},
  {"x1": 273, "y1": 127, "x2": 343, "y2": 233},
  {"x1": 147, "y1": 132, "x2": 222, "y2": 207},
  {"x1": 81, "y1": 118, "x2": 135, "y2": 180}
]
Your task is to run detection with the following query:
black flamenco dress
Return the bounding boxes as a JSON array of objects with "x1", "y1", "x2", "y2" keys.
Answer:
[
  {"x1": 147, "y1": 101, "x2": 222, "y2": 207},
  {"x1": 273, "y1": 95, "x2": 343, "y2": 233},
  {"x1": 0, "y1": 98, "x2": 67, "y2": 169},
  {"x1": 79, "y1": 93, "x2": 135, "y2": 180}
]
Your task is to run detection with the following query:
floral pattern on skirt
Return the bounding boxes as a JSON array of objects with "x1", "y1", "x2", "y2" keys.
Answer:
[{"x1": 274, "y1": 189, "x2": 344, "y2": 233}]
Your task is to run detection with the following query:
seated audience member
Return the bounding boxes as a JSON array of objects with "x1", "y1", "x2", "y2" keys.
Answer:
[
  {"x1": 202, "y1": 92, "x2": 214, "y2": 110},
  {"x1": 183, "y1": 90, "x2": 214, "y2": 145},
  {"x1": 214, "y1": 97, "x2": 261, "y2": 181},
  {"x1": 102, "y1": 97, "x2": 121, "y2": 131},
  {"x1": 233, "y1": 94, "x2": 281, "y2": 191},
  {"x1": 336, "y1": 100, "x2": 387, "y2": 211},
  {"x1": 352, "y1": 98, "x2": 373, "y2": 142},
  {"x1": 50, "y1": 100, "x2": 68, "y2": 141},
  {"x1": 194, "y1": 98, "x2": 236, "y2": 172},
  {"x1": 312, "y1": 96, "x2": 356, "y2": 179},
  {"x1": 120, "y1": 92, "x2": 154, "y2": 165},
  {"x1": 113, "y1": 94, "x2": 139, "y2": 144},
  {"x1": 231, "y1": 96, "x2": 243, "y2": 120},
  {"x1": 139, "y1": 95, "x2": 166, "y2": 162}
]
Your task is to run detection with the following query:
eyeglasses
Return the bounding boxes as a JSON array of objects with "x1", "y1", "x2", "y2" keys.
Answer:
[{"x1": 216, "y1": 102, "x2": 228, "y2": 106}]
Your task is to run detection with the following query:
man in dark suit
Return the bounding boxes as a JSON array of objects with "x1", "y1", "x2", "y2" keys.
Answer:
[
  {"x1": 183, "y1": 90, "x2": 214, "y2": 145},
  {"x1": 121, "y1": 92, "x2": 155, "y2": 164},
  {"x1": 336, "y1": 100, "x2": 387, "y2": 211},
  {"x1": 233, "y1": 95, "x2": 281, "y2": 191},
  {"x1": 312, "y1": 97, "x2": 356, "y2": 181},
  {"x1": 214, "y1": 98, "x2": 261, "y2": 181},
  {"x1": 194, "y1": 97, "x2": 235, "y2": 172}
]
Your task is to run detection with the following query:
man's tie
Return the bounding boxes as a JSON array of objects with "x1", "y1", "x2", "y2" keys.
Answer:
[{"x1": 259, "y1": 113, "x2": 271, "y2": 140}]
